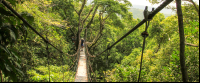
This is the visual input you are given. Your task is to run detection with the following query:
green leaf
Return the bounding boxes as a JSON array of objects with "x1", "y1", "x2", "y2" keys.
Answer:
[
  {"x1": 4, "y1": 63, "x2": 11, "y2": 72},
  {"x1": 13, "y1": 61, "x2": 21, "y2": 68},
  {"x1": 0, "y1": 44, "x2": 11, "y2": 55},
  {"x1": 9, "y1": 28, "x2": 16, "y2": 42},
  {"x1": 10, "y1": 25, "x2": 19, "y2": 41},
  {"x1": 15, "y1": 68, "x2": 24, "y2": 76}
]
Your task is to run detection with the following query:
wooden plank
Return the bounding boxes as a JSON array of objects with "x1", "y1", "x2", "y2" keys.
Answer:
[{"x1": 75, "y1": 48, "x2": 88, "y2": 82}]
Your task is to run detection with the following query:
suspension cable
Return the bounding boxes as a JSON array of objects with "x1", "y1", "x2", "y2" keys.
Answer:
[
  {"x1": 67, "y1": 53, "x2": 79, "y2": 71},
  {"x1": 137, "y1": 6, "x2": 152, "y2": 82},
  {"x1": 1, "y1": 0, "x2": 77, "y2": 56},
  {"x1": 90, "y1": 0, "x2": 173, "y2": 57},
  {"x1": 66, "y1": 53, "x2": 78, "y2": 81}
]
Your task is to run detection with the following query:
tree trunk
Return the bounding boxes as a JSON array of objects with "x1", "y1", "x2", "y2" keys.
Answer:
[
  {"x1": 76, "y1": 15, "x2": 81, "y2": 50},
  {"x1": 176, "y1": 0, "x2": 188, "y2": 82},
  {"x1": 84, "y1": 23, "x2": 87, "y2": 50},
  {"x1": 76, "y1": 0, "x2": 87, "y2": 50},
  {"x1": 76, "y1": 27, "x2": 80, "y2": 50}
]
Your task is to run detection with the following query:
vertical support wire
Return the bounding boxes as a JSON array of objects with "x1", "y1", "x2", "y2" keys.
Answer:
[
  {"x1": 107, "y1": 44, "x2": 110, "y2": 82},
  {"x1": 90, "y1": 57, "x2": 97, "y2": 82},
  {"x1": 68, "y1": 57, "x2": 70, "y2": 82},
  {"x1": 89, "y1": 57, "x2": 91, "y2": 82},
  {"x1": 46, "y1": 35, "x2": 50, "y2": 82},
  {"x1": 62, "y1": 54, "x2": 64, "y2": 82},
  {"x1": 86, "y1": 46, "x2": 90, "y2": 82},
  {"x1": 105, "y1": 44, "x2": 110, "y2": 82},
  {"x1": 138, "y1": 20, "x2": 150, "y2": 82},
  {"x1": 67, "y1": 56, "x2": 71, "y2": 82},
  {"x1": 95, "y1": 63, "x2": 97, "y2": 82},
  {"x1": 59, "y1": 39, "x2": 65, "y2": 82},
  {"x1": 137, "y1": 36, "x2": 146, "y2": 82},
  {"x1": 88, "y1": 56, "x2": 92, "y2": 82},
  {"x1": 47, "y1": 4, "x2": 51, "y2": 82}
]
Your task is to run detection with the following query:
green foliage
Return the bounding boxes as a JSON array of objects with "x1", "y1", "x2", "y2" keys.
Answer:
[
  {"x1": 0, "y1": 0, "x2": 199, "y2": 82},
  {"x1": 27, "y1": 65, "x2": 75, "y2": 82},
  {"x1": 102, "y1": 2, "x2": 199, "y2": 82},
  {"x1": 0, "y1": 0, "x2": 35, "y2": 81},
  {"x1": 1, "y1": 0, "x2": 74, "y2": 82}
]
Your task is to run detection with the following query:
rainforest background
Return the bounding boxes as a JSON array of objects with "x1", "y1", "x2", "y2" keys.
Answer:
[{"x1": 0, "y1": 0, "x2": 199, "y2": 82}]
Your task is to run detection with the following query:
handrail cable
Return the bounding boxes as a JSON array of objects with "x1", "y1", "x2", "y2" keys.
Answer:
[
  {"x1": 87, "y1": 56, "x2": 97, "y2": 82},
  {"x1": 23, "y1": 3, "x2": 67, "y2": 29},
  {"x1": 86, "y1": 46, "x2": 96, "y2": 57},
  {"x1": 23, "y1": 3, "x2": 48, "y2": 23}
]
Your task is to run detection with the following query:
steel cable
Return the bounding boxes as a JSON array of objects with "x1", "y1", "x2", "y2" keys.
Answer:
[
  {"x1": 137, "y1": 15, "x2": 151, "y2": 82},
  {"x1": 89, "y1": 0, "x2": 173, "y2": 57},
  {"x1": 1, "y1": 0, "x2": 79, "y2": 57},
  {"x1": 45, "y1": 36, "x2": 51, "y2": 82}
]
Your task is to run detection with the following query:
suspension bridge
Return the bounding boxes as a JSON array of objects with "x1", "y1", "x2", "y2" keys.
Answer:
[
  {"x1": 1, "y1": 0, "x2": 188, "y2": 82},
  {"x1": 75, "y1": 48, "x2": 88, "y2": 82}
]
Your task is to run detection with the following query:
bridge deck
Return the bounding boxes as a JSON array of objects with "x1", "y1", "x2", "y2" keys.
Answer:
[{"x1": 74, "y1": 48, "x2": 88, "y2": 82}]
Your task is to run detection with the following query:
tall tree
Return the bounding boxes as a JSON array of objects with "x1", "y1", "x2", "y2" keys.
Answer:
[{"x1": 176, "y1": 0, "x2": 188, "y2": 82}]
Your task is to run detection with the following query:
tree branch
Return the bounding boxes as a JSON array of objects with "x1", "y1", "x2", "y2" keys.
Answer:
[
  {"x1": 69, "y1": 26, "x2": 76, "y2": 36},
  {"x1": 89, "y1": 32, "x2": 103, "y2": 50},
  {"x1": 83, "y1": 4, "x2": 96, "y2": 23},
  {"x1": 63, "y1": 9, "x2": 68, "y2": 19},
  {"x1": 189, "y1": 0, "x2": 199, "y2": 16},
  {"x1": 103, "y1": 13, "x2": 112, "y2": 22},
  {"x1": 182, "y1": 0, "x2": 199, "y2": 16},
  {"x1": 88, "y1": 22, "x2": 104, "y2": 50},
  {"x1": 185, "y1": 42, "x2": 199, "y2": 47},
  {"x1": 74, "y1": 9, "x2": 78, "y2": 15},
  {"x1": 78, "y1": 0, "x2": 86, "y2": 15},
  {"x1": 85, "y1": 5, "x2": 99, "y2": 29},
  {"x1": 88, "y1": 9, "x2": 110, "y2": 50}
]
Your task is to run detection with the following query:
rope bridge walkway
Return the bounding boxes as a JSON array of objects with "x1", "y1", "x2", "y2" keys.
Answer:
[{"x1": 74, "y1": 48, "x2": 88, "y2": 82}]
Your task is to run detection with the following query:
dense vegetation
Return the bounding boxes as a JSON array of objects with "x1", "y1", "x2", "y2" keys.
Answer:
[{"x1": 0, "y1": 0, "x2": 199, "y2": 82}]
